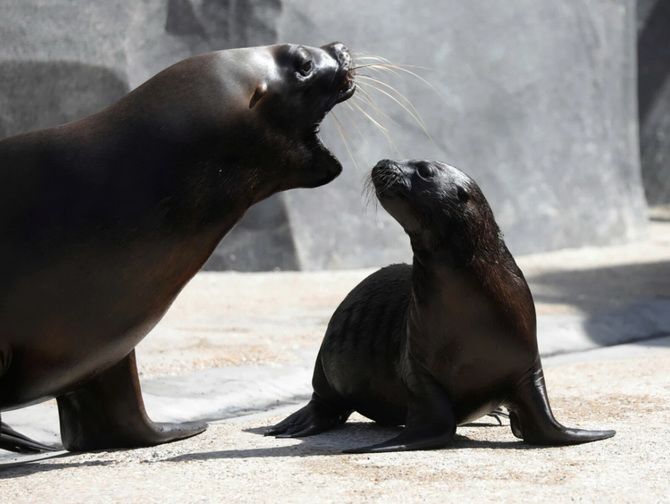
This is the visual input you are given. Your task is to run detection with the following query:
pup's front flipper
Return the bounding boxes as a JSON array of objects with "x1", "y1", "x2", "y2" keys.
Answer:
[
  {"x1": 344, "y1": 363, "x2": 456, "y2": 453},
  {"x1": 507, "y1": 366, "x2": 615, "y2": 445},
  {"x1": 266, "y1": 396, "x2": 350, "y2": 438}
]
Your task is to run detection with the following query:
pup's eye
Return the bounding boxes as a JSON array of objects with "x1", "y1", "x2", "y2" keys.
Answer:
[
  {"x1": 416, "y1": 162, "x2": 435, "y2": 178},
  {"x1": 457, "y1": 186, "x2": 469, "y2": 203},
  {"x1": 298, "y1": 59, "x2": 314, "y2": 76}
]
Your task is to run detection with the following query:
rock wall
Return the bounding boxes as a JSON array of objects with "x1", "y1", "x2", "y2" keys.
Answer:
[{"x1": 0, "y1": 0, "x2": 648, "y2": 270}]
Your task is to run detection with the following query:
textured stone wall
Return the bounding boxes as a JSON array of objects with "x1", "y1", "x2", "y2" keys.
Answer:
[{"x1": 0, "y1": 0, "x2": 648, "y2": 270}]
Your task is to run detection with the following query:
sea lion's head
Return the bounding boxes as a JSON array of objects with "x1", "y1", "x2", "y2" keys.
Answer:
[
  {"x1": 125, "y1": 43, "x2": 355, "y2": 205},
  {"x1": 235, "y1": 42, "x2": 355, "y2": 191},
  {"x1": 371, "y1": 159, "x2": 501, "y2": 260}
]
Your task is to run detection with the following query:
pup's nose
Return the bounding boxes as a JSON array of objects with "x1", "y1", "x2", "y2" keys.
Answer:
[
  {"x1": 322, "y1": 42, "x2": 351, "y2": 69},
  {"x1": 371, "y1": 159, "x2": 399, "y2": 179}
]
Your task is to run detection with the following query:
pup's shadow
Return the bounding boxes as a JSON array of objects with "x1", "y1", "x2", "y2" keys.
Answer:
[
  {"x1": 0, "y1": 420, "x2": 538, "y2": 474},
  {"x1": 164, "y1": 420, "x2": 537, "y2": 464}
]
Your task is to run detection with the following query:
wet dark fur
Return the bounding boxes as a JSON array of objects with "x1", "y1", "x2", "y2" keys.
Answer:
[
  {"x1": 269, "y1": 159, "x2": 615, "y2": 453},
  {"x1": 0, "y1": 43, "x2": 355, "y2": 453}
]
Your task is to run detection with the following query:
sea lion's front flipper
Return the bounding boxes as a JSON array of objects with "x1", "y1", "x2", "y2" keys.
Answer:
[
  {"x1": 507, "y1": 366, "x2": 615, "y2": 446},
  {"x1": 268, "y1": 351, "x2": 352, "y2": 438},
  {"x1": 56, "y1": 350, "x2": 206, "y2": 451},
  {"x1": 266, "y1": 395, "x2": 350, "y2": 438},
  {"x1": 0, "y1": 419, "x2": 59, "y2": 453},
  {"x1": 344, "y1": 364, "x2": 456, "y2": 453}
]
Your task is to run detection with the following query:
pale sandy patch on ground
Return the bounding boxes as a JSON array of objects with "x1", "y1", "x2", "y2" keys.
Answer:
[{"x1": 1, "y1": 351, "x2": 668, "y2": 503}]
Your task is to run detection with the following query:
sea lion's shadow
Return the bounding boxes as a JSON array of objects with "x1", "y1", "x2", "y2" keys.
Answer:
[
  {"x1": 0, "y1": 452, "x2": 112, "y2": 479},
  {"x1": 165, "y1": 421, "x2": 540, "y2": 463}
]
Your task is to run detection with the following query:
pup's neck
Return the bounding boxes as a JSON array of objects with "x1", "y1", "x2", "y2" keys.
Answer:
[{"x1": 408, "y1": 243, "x2": 537, "y2": 345}]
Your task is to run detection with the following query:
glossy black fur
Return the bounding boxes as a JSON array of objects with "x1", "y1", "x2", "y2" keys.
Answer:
[
  {"x1": 269, "y1": 159, "x2": 615, "y2": 453},
  {"x1": 0, "y1": 42, "x2": 355, "y2": 453}
]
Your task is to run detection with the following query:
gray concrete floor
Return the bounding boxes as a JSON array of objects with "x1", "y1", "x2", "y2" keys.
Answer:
[{"x1": 1, "y1": 221, "x2": 669, "y2": 502}]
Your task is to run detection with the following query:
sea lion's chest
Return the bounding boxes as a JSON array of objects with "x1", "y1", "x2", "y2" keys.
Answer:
[{"x1": 408, "y1": 285, "x2": 533, "y2": 408}]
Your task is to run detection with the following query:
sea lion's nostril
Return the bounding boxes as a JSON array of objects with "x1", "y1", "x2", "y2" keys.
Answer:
[
  {"x1": 325, "y1": 42, "x2": 351, "y2": 69},
  {"x1": 371, "y1": 159, "x2": 399, "y2": 183},
  {"x1": 374, "y1": 159, "x2": 396, "y2": 171}
]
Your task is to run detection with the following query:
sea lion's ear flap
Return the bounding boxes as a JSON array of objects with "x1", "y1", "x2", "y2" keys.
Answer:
[{"x1": 249, "y1": 82, "x2": 268, "y2": 109}]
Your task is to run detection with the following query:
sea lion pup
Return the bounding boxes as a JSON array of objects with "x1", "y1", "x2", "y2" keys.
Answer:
[
  {"x1": 0, "y1": 42, "x2": 355, "y2": 453},
  {"x1": 268, "y1": 159, "x2": 615, "y2": 453}
]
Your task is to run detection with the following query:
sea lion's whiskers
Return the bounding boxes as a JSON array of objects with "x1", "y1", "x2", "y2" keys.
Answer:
[
  {"x1": 342, "y1": 100, "x2": 399, "y2": 172},
  {"x1": 352, "y1": 53, "x2": 387, "y2": 60},
  {"x1": 349, "y1": 99, "x2": 389, "y2": 133},
  {"x1": 351, "y1": 63, "x2": 377, "y2": 70},
  {"x1": 352, "y1": 63, "x2": 391, "y2": 68},
  {"x1": 362, "y1": 174, "x2": 379, "y2": 210},
  {"x1": 354, "y1": 99, "x2": 403, "y2": 157},
  {"x1": 354, "y1": 56, "x2": 403, "y2": 66},
  {"x1": 353, "y1": 54, "x2": 432, "y2": 71},
  {"x1": 381, "y1": 172, "x2": 400, "y2": 194},
  {"x1": 352, "y1": 52, "x2": 393, "y2": 63},
  {"x1": 355, "y1": 86, "x2": 433, "y2": 154},
  {"x1": 359, "y1": 63, "x2": 444, "y2": 106},
  {"x1": 354, "y1": 86, "x2": 398, "y2": 125},
  {"x1": 343, "y1": 103, "x2": 369, "y2": 144},
  {"x1": 331, "y1": 111, "x2": 359, "y2": 171},
  {"x1": 354, "y1": 64, "x2": 403, "y2": 79},
  {"x1": 351, "y1": 64, "x2": 401, "y2": 73},
  {"x1": 371, "y1": 64, "x2": 442, "y2": 98},
  {"x1": 357, "y1": 75, "x2": 425, "y2": 123},
  {"x1": 356, "y1": 78, "x2": 433, "y2": 141},
  {"x1": 368, "y1": 164, "x2": 400, "y2": 196},
  {"x1": 350, "y1": 99, "x2": 401, "y2": 156},
  {"x1": 355, "y1": 56, "x2": 434, "y2": 71}
]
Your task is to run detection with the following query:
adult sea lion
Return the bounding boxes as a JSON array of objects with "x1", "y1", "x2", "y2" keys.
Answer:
[
  {"x1": 0, "y1": 42, "x2": 355, "y2": 453},
  {"x1": 268, "y1": 159, "x2": 615, "y2": 453}
]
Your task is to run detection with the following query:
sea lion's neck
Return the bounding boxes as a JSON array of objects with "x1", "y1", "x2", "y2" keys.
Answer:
[
  {"x1": 409, "y1": 243, "x2": 536, "y2": 343},
  {"x1": 77, "y1": 90, "x2": 276, "y2": 228}
]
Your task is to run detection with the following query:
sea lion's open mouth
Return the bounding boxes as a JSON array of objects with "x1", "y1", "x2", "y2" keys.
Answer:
[
  {"x1": 329, "y1": 41, "x2": 355, "y2": 104},
  {"x1": 324, "y1": 41, "x2": 356, "y2": 109},
  {"x1": 311, "y1": 69, "x2": 355, "y2": 157},
  {"x1": 324, "y1": 69, "x2": 356, "y2": 110},
  {"x1": 336, "y1": 77, "x2": 356, "y2": 104},
  {"x1": 303, "y1": 42, "x2": 356, "y2": 176}
]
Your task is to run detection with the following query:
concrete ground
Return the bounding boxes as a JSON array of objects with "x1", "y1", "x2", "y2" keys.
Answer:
[{"x1": 1, "y1": 221, "x2": 669, "y2": 502}]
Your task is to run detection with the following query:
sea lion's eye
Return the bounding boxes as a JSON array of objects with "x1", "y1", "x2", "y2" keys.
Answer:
[
  {"x1": 298, "y1": 59, "x2": 314, "y2": 76},
  {"x1": 416, "y1": 162, "x2": 435, "y2": 179},
  {"x1": 457, "y1": 186, "x2": 469, "y2": 203}
]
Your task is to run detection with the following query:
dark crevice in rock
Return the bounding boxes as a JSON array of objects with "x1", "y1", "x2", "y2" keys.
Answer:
[{"x1": 637, "y1": 0, "x2": 670, "y2": 205}]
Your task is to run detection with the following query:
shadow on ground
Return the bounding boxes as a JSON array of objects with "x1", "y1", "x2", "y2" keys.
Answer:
[
  {"x1": 0, "y1": 454, "x2": 111, "y2": 479},
  {"x1": 163, "y1": 422, "x2": 540, "y2": 464},
  {"x1": 528, "y1": 260, "x2": 670, "y2": 348},
  {"x1": 0, "y1": 420, "x2": 536, "y2": 478}
]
